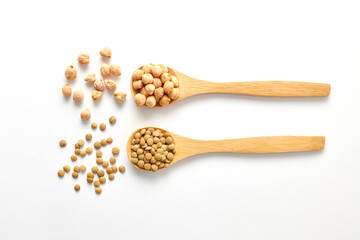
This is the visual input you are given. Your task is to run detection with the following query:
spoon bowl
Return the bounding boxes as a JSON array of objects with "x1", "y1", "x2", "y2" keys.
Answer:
[
  {"x1": 127, "y1": 127, "x2": 326, "y2": 171},
  {"x1": 130, "y1": 65, "x2": 331, "y2": 108}
]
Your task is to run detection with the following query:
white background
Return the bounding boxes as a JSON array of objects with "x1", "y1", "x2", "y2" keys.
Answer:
[{"x1": 0, "y1": 0, "x2": 359, "y2": 239}]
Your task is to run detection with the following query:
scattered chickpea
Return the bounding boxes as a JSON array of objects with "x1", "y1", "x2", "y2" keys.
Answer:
[
  {"x1": 94, "y1": 79, "x2": 104, "y2": 91},
  {"x1": 73, "y1": 89, "x2": 84, "y2": 103},
  {"x1": 94, "y1": 141, "x2": 101, "y2": 149},
  {"x1": 99, "y1": 47, "x2": 111, "y2": 59},
  {"x1": 74, "y1": 149, "x2": 80, "y2": 155},
  {"x1": 63, "y1": 165, "x2": 70, "y2": 172},
  {"x1": 65, "y1": 65, "x2": 77, "y2": 80},
  {"x1": 109, "y1": 116, "x2": 116, "y2": 124},
  {"x1": 92, "y1": 90, "x2": 103, "y2": 101},
  {"x1": 80, "y1": 165, "x2": 86, "y2": 172},
  {"x1": 59, "y1": 140, "x2": 67, "y2": 147},
  {"x1": 74, "y1": 184, "x2": 81, "y2": 191},
  {"x1": 107, "y1": 137, "x2": 113, "y2": 144},
  {"x1": 101, "y1": 139, "x2": 107, "y2": 146},
  {"x1": 86, "y1": 134, "x2": 92, "y2": 141},
  {"x1": 109, "y1": 174, "x2": 115, "y2": 180},
  {"x1": 111, "y1": 166, "x2": 118, "y2": 173},
  {"x1": 96, "y1": 158, "x2": 103, "y2": 165},
  {"x1": 113, "y1": 91, "x2": 126, "y2": 103},
  {"x1": 119, "y1": 165, "x2": 125, "y2": 173},
  {"x1": 100, "y1": 123, "x2": 106, "y2": 131},
  {"x1": 100, "y1": 63, "x2": 111, "y2": 76},
  {"x1": 109, "y1": 156, "x2": 116, "y2": 164},
  {"x1": 86, "y1": 147, "x2": 93, "y2": 154},
  {"x1": 91, "y1": 166, "x2": 99, "y2": 173},
  {"x1": 87, "y1": 172, "x2": 94, "y2": 178},
  {"x1": 95, "y1": 187, "x2": 102, "y2": 194},
  {"x1": 75, "y1": 143, "x2": 80, "y2": 149},
  {"x1": 58, "y1": 170, "x2": 65, "y2": 177},
  {"x1": 80, "y1": 108, "x2": 91, "y2": 120},
  {"x1": 84, "y1": 73, "x2": 96, "y2": 83},
  {"x1": 87, "y1": 178, "x2": 93, "y2": 183},
  {"x1": 91, "y1": 122, "x2": 97, "y2": 129},
  {"x1": 62, "y1": 84, "x2": 72, "y2": 97},
  {"x1": 77, "y1": 54, "x2": 89, "y2": 64},
  {"x1": 99, "y1": 177, "x2": 106, "y2": 184},
  {"x1": 110, "y1": 64, "x2": 121, "y2": 76},
  {"x1": 112, "y1": 147, "x2": 120, "y2": 155},
  {"x1": 104, "y1": 79, "x2": 117, "y2": 91},
  {"x1": 134, "y1": 93, "x2": 146, "y2": 106},
  {"x1": 72, "y1": 172, "x2": 79, "y2": 178},
  {"x1": 71, "y1": 155, "x2": 77, "y2": 161},
  {"x1": 94, "y1": 180, "x2": 100, "y2": 187}
]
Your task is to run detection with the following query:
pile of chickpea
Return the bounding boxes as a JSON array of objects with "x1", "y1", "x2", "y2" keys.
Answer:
[{"x1": 132, "y1": 64, "x2": 180, "y2": 107}]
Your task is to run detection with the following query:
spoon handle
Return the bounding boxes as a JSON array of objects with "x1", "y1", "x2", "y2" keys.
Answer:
[
  {"x1": 183, "y1": 80, "x2": 330, "y2": 97},
  {"x1": 176, "y1": 136, "x2": 325, "y2": 157}
]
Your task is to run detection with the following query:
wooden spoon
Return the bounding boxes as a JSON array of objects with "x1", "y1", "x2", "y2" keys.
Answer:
[
  {"x1": 126, "y1": 127, "x2": 326, "y2": 171},
  {"x1": 130, "y1": 66, "x2": 331, "y2": 107}
]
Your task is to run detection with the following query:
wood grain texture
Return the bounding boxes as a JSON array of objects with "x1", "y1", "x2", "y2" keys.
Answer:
[{"x1": 127, "y1": 127, "x2": 326, "y2": 171}]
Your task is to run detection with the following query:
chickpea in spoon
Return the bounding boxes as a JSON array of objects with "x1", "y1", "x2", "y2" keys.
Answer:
[
  {"x1": 127, "y1": 127, "x2": 326, "y2": 172},
  {"x1": 131, "y1": 64, "x2": 331, "y2": 108}
]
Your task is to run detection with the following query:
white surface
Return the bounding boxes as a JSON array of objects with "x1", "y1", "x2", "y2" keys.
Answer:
[{"x1": 0, "y1": 0, "x2": 359, "y2": 239}]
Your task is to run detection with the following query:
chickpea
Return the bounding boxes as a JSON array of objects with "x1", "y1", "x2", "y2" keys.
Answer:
[
  {"x1": 145, "y1": 96, "x2": 156, "y2": 107},
  {"x1": 92, "y1": 90, "x2": 103, "y2": 101},
  {"x1": 142, "y1": 64, "x2": 153, "y2": 74},
  {"x1": 102, "y1": 161, "x2": 109, "y2": 168},
  {"x1": 99, "y1": 47, "x2": 111, "y2": 59},
  {"x1": 113, "y1": 91, "x2": 126, "y2": 103},
  {"x1": 142, "y1": 74, "x2": 154, "y2": 85},
  {"x1": 153, "y1": 78, "x2": 162, "y2": 88},
  {"x1": 159, "y1": 64, "x2": 168, "y2": 73},
  {"x1": 80, "y1": 108, "x2": 91, "y2": 120},
  {"x1": 65, "y1": 65, "x2": 77, "y2": 80},
  {"x1": 109, "y1": 174, "x2": 115, "y2": 180},
  {"x1": 73, "y1": 89, "x2": 84, "y2": 103},
  {"x1": 134, "y1": 93, "x2": 146, "y2": 106},
  {"x1": 63, "y1": 165, "x2": 71, "y2": 172},
  {"x1": 140, "y1": 87, "x2": 149, "y2": 97},
  {"x1": 96, "y1": 151, "x2": 102, "y2": 158},
  {"x1": 106, "y1": 167, "x2": 113, "y2": 174},
  {"x1": 72, "y1": 172, "x2": 79, "y2": 178},
  {"x1": 101, "y1": 139, "x2": 107, "y2": 146},
  {"x1": 160, "y1": 73, "x2": 171, "y2": 83},
  {"x1": 94, "y1": 141, "x2": 101, "y2": 149},
  {"x1": 96, "y1": 158, "x2": 103, "y2": 165},
  {"x1": 171, "y1": 76, "x2": 179, "y2": 87},
  {"x1": 163, "y1": 81, "x2": 174, "y2": 95},
  {"x1": 159, "y1": 95, "x2": 171, "y2": 106},
  {"x1": 94, "y1": 79, "x2": 104, "y2": 91},
  {"x1": 111, "y1": 166, "x2": 117, "y2": 173},
  {"x1": 144, "y1": 84, "x2": 155, "y2": 95},
  {"x1": 71, "y1": 155, "x2": 77, "y2": 161},
  {"x1": 86, "y1": 134, "x2": 92, "y2": 141},
  {"x1": 62, "y1": 84, "x2": 72, "y2": 97},
  {"x1": 151, "y1": 164, "x2": 158, "y2": 171},
  {"x1": 91, "y1": 122, "x2": 97, "y2": 129},
  {"x1": 132, "y1": 69, "x2": 144, "y2": 80},
  {"x1": 104, "y1": 79, "x2": 117, "y2": 91},
  {"x1": 99, "y1": 177, "x2": 106, "y2": 184},
  {"x1": 74, "y1": 166, "x2": 80, "y2": 172},
  {"x1": 133, "y1": 80, "x2": 143, "y2": 90},
  {"x1": 59, "y1": 140, "x2": 67, "y2": 147},
  {"x1": 107, "y1": 137, "x2": 113, "y2": 144},
  {"x1": 97, "y1": 170, "x2": 105, "y2": 177},
  {"x1": 84, "y1": 73, "x2": 96, "y2": 83},
  {"x1": 151, "y1": 64, "x2": 163, "y2": 78},
  {"x1": 87, "y1": 172, "x2": 94, "y2": 178},
  {"x1": 169, "y1": 88, "x2": 180, "y2": 100},
  {"x1": 100, "y1": 123, "x2": 106, "y2": 131},
  {"x1": 87, "y1": 178, "x2": 93, "y2": 183},
  {"x1": 100, "y1": 63, "x2": 110, "y2": 76},
  {"x1": 77, "y1": 54, "x2": 89, "y2": 64},
  {"x1": 154, "y1": 87, "x2": 164, "y2": 101},
  {"x1": 110, "y1": 64, "x2": 121, "y2": 76}
]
